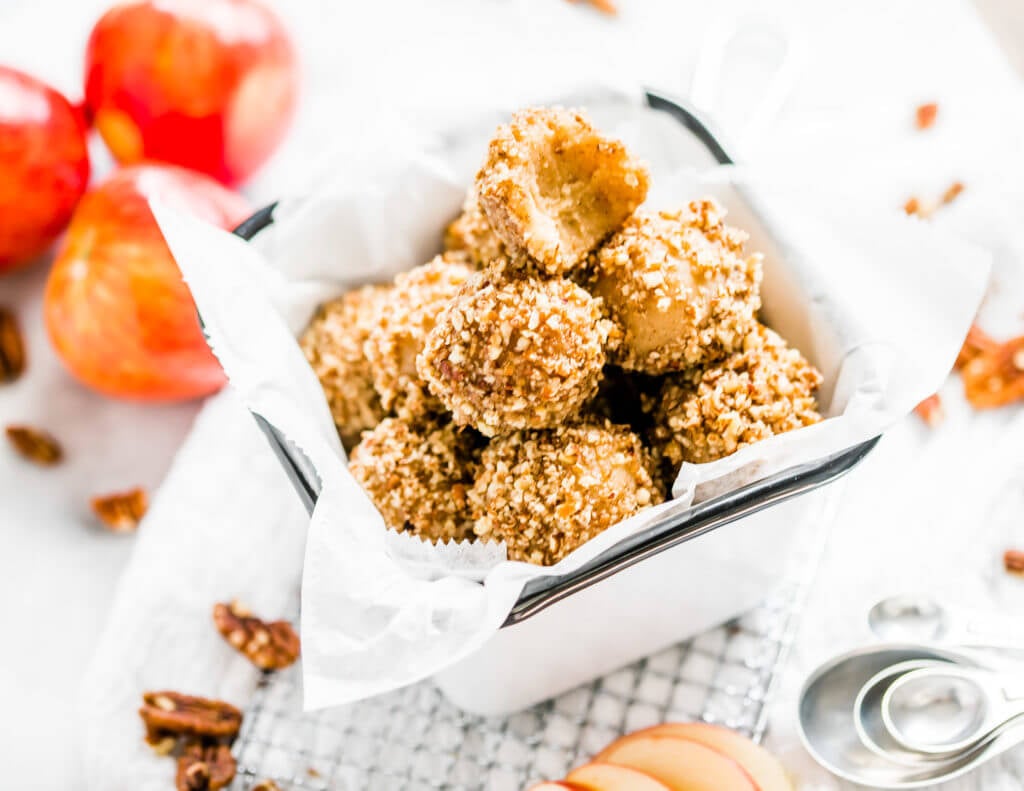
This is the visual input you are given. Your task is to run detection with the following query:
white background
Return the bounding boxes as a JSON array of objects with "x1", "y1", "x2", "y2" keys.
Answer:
[{"x1": 2, "y1": 0, "x2": 1024, "y2": 788}]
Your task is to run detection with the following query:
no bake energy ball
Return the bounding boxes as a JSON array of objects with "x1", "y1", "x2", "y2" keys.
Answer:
[
  {"x1": 470, "y1": 420, "x2": 661, "y2": 565},
  {"x1": 652, "y1": 325, "x2": 823, "y2": 467},
  {"x1": 300, "y1": 284, "x2": 390, "y2": 450},
  {"x1": 590, "y1": 200, "x2": 762, "y2": 374},
  {"x1": 476, "y1": 107, "x2": 649, "y2": 276},
  {"x1": 365, "y1": 253, "x2": 474, "y2": 418},
  {"x1": 418, "y1": 265, "x2": 613, "y2": 436},
  {"x1": 348, "y1": 417, "x2": 478, "y2": 542}
]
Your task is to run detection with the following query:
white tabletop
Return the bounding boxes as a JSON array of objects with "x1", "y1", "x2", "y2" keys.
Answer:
[{"x1": 2, "y1": 1, "x2": 1024, "y2": 788}]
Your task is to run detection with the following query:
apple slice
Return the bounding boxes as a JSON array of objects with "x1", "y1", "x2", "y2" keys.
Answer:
[
  {"x1": 567, "y1": 762, "x2": 672, "y2": 790},
  {"x1": 637, "y1": 724, "x2": 791, "y2": 791},
  {"x1": 596, "y1": 733, "x2": 757, "y2": 791}
]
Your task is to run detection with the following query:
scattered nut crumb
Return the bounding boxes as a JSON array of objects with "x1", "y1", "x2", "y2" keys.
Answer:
[
  {"x1": 941, "y1": 180, "x2": 964, "y2": 205},
  {"x1": 139, "y1": 691, "x2": 243, "y2": 745},
  {"x1": 308, "y1": 767, "x2": 322, "y2": 778},
  {"x1": 903, "y1": 197, "x2": 925, "y2": 217},
  {"x1": 176, "y1": 741, "x2": 236, "y2": 791},
  {"x1": 91, "y1": 487, "x2": 148, "y2": 532},
  {"x1": 5, "y1": 425, "x2": 62, "y2": 465},
  {"x1": 913, "y1": 393, "x2": 944, "y2": 427},
  {"x1": 961, "y1": 335, "x2": 1024, "y2": 409},
  {"x1": 1004, "y1": 549, "x2": 1024, "y2": 576},
  {"x1": 212, "y1": 601, "x2": 300, "y2": 671},
  {"x1": 252, "y1": 782, "x2": 282, "y2": 791},
  {"x1": 0, "y1": 306, "x2": 25, "y2": 383},
  {"x1": 915, "y1": 102, "x2": 938, "y2": 130},
  {"x1": 956, "y1": 324, "x2": 998, "y2": 369}
]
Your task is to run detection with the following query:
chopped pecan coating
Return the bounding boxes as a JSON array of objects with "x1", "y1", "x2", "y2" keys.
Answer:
[
  {"x1": 1004, "y1": 549, "x2": 1024, "y2": 576},
  {"x1": 470, "y1": 420, "x2": 661, "y2": 565},
  {"x1": 0, "y1": 306, "x2": 25, "y2": 383},
  {"x1": 365, "y1": 255, "x2": 474, "y2": 418},
  {"x1": 444, "y1": 187, "x2": 506, "y2": 266},
  {"x1": 590, "y1": 201, "x2": 762, "y2": 373},
  {"x1": 349, "y1": 417, "x2": 478, "y2": 542},
  {"x1": 300, "y1": 285, "x2": 390, "y2": 450},
  {"x1": 212, "y1": 601, "x2": 300, "y2": 671},
  {"x1": 476, "y1": 107, "x2": 649, "y2": 276},
  {"x1": 419, "y1": 265, "x2": 613, "y2": 436},
  {"x1": 176, "y1": 741, "x2": 236, "y2": 791},
  {"x1": 652, "y1": 324, "x2": 822, "y2": 466},
  {"x1": 139, "y1": 691, "x2": 242, "y2": 743},
  {"x1": 91, "y1": 487, "x2": 148, "y2": 532},
  {"x1": 961, "y1": 335, "x2": 1024, "y2": 408},
  {"x1": 915, "y1": 102, "x2": 938, "y2": 130},
  {"x1": 956, "y1": 324, "x2": 997, "y2": 369},
  {"x1": 5, "y1": 425, "x2": 63, "y2": 465}
]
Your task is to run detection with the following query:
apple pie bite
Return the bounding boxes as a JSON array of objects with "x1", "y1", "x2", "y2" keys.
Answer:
[{"x1": 476, "y1": 107, "x2": 649, "y2": 276}]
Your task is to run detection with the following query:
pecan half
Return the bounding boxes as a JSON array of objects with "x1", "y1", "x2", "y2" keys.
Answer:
[
  {"x1": 176, "y1": 741, "x2": 236, "y2": 791},
  {"x1": 5, "y1": 425, "x2": 62, "y2": 465},
  {"x1": 213, "y1": 601, "x2": 300, "y2": 671},
  {"x1": 956, "y1": 324, "x2": 997, "y2": 369},
  {"x1": 913, "y1": 393, "x2": 944, "y2": 427},
  {"x1": 91, "y1": 487, "x2": 148, "y2": 532},
  {"x1": 0, "y1": 306, "x2": 26, "y2": 383},
  {"x1": 961, "y1": 335, "x2": 1024, "y2": 409},
  {"x1": 139, "y1": 691, "x2": 242, "y2": 743},
  {"x1": 1005, "y1": 549, "x2": 1024, "y2": 576},
  {"x1": 915, "y1": 102, "x2": 938, "y2": 130}
]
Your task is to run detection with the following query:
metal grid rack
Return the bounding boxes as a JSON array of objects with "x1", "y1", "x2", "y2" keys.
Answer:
[{"x1": 231, "y1": 580, "x2": 807, "y2": 791}]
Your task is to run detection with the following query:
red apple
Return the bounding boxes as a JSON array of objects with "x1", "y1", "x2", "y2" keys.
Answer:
[
  {"x1": 567, "y1": 762, "x2": 672, "y2": 790},
  {"x1": 0, "y1": 66, "x2": 90, "y2": 272},
  {"x1": 595, "y1": 733, "x2": 758, "y2": 791},
  {"x1": 84, "y1": 0, "x2": 297, "y2": 185},
  {"x1": 44, "y1": 163, "x2": 250, "y2": 400},
  {"x1": 635, "y1": 724, "x2": 791, "y2": 791}
]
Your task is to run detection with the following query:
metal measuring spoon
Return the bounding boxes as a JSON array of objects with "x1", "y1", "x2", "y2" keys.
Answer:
[
  {"x1": 882, "y1": 664, "x2": 1024, "y2": 756},
  {"x1": 868, "y1": 594, "x2": 1024, "y2": 650},
  {"x1": 798, "y1": 643, "x2": 1024, "y2": 787},
  {"x1": 853, "y1": 659, "x2": 954, "y2": 765}
]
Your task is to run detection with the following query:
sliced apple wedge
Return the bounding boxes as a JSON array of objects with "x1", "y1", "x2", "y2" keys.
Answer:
[
  {"x1": 595, "y1": 733, "x2": 757, "y2": 791},
  {"x1": 567, "y1": 761, "x2": 673, "y2": 790},
  {"x1": 637, "y1": 723, "x2": 791, "y2": 791}
]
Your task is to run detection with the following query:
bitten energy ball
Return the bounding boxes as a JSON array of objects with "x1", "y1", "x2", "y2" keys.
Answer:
[
  {"x1": 590, "y1": 200, "x2": 762, "y2": 374},
  {"x1": 470, "y1": 420, "x2": 661, "y2": 565},
  {"x1": 419, "y1": 266, "x2": 613, "y2": 436},
  {"x1": 300, "y1": 284, "x2": 389, "y2": 450},
  {"x1": 365, "y1": 254, "x2": 474, "y2": 418},
  {"x1": 348, "y1": 417, "x2": 478, "y2": 542},
  {"x1": 444, "y1": 187, "x2": 506, "y2": 266},
  {"x1": 476, "y1": 107, "x2": 649, "y2": 276},
  {"x1": 652, "y1": 325, "x2": 823, "y2": 467}
]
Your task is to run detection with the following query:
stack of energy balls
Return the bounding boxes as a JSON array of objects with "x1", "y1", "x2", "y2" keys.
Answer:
[{"x1": 300, "y1": 108, "x2": 823, "y2": 566}]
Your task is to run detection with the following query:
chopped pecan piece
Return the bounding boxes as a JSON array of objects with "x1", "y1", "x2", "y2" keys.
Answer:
[
  {"x1": 5, "y1": 425, "x2": 63, "y2": 465},
  {"x1": 213, "y1": 601, "x2": 300, "y2": 671},
  {"x1": 252, "y1": 782, "x2": 282, "y2": 791},
  {"x1": 91, "y1": 487, "x2": 148, "y2": 532},
  {"x1": 941, "y1": 181, "x2": 964, "y2": 206},
  {"x1": 961, "y1": 335, "x2": 1024, "y2": 409},
  {"x1": 913, "y1": 393, "x2": 944, "y2": 427},
  {"x1": 1004, "y1": 549, "x2": 1024, "y2": 576},
  {"x1": 956, "y1": 324, "x2": 997, "y2": 369},
  {"x1": 0, "y1": 306, "x2": 26, "y2": 383},
  {"x1": 139, "y1": 691, "x2": 242, "y2": 743},
  {"x1": 176, "y1": 741, "x2": 236, "y2": 791},
  {"x1": 915, "y1": 102, "x2": 938, "y2": 130}
]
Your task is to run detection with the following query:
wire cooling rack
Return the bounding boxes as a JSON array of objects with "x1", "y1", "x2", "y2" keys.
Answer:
[{"x1": 230, "y1": 577, "x2": 810, "y2": 791}]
